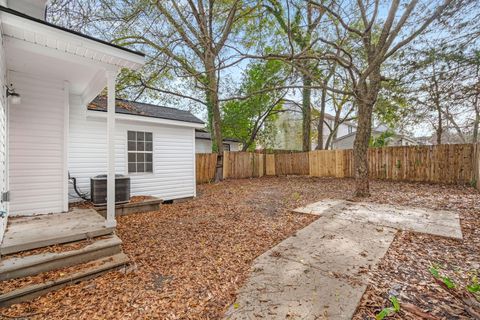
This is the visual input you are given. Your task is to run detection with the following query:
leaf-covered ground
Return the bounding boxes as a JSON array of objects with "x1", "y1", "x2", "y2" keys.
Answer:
[{"x1": 0, "y1": 176, "x2": 478, "y2": 319}]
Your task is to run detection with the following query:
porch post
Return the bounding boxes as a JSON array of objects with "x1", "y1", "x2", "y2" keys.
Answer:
[{"x1": 106, "y1": 70, "x2": 118, "y2": 228}]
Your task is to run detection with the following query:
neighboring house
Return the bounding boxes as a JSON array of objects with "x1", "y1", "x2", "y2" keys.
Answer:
[
  {"x1": 416, "y1": 131, "x2": 468, "y2": 145},
  {"x1": 270, "y1": 103, "x2": 356, "y2": 150},
  {"x1": 332, "y1": 125, "x2": 418, "y2": 149},
  {"x1": 195, "y1": 129, "x2": 242, "y2": 153}
]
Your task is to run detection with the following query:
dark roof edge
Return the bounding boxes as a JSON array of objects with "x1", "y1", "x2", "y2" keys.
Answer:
[
  {"x1": 196, "y1": 136, "x2": 241, "y2": 143},
  {"x1": 115, "y1": 97, "x2": 189, "y2": 113},
  {"x1": 0, "y1": 6, "x2": 145, "y2": 57},
  {"x1": 88, "y1": 108, "x2": 205, "y2": 125}
]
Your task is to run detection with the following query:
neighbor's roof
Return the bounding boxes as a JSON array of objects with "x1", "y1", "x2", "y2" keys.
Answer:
[
  {"x1": 195, "y1": 129, "x2": 241, "y2": 143},
  {"x1": 0, "y1": 6, "x2": 145, "y2": 57},
  {"x1": 88, "y1": 96, "x2": 204, "y2": 124}
]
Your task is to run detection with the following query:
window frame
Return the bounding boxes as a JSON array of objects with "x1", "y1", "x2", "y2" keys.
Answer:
[
  {"x1": 222, "y1": 143, "x2": 231, "y2": 152},
  {"x1": 127, "y1": 130, "x2": 154, "y2": 174}
]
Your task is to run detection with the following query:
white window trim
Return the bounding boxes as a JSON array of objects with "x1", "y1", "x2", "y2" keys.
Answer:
[{"x1": 127, "y1": 130, "x2": 154, "y2": 174}]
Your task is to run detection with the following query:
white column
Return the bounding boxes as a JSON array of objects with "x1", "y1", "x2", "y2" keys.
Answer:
[{"x1": 106, "y1": 70, "x2": 118, "y2": 228}]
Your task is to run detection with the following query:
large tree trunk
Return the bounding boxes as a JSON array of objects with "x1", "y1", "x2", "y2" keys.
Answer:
[
  {"x1": 353, "y1": 100, "x2": 374, "y2": 197},
  {"x1": 205, "y1": 54, "x2": 223, "y2": 181},
  {"x1": 302, "y1": 74, "x2": 312, "y2": 151},
  {"x1": 316, "y1": 85, "x2": 327, "y2": 150},
  {"x1": 353, "y1": 73, "x2": 380, "y2": 198}
]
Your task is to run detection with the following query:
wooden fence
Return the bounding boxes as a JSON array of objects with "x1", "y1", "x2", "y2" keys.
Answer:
[
  {"x1": 197, "y1": 144, "x2": 480, "y2": 187},
  {"x1": 223, "y1": 151, "x2": 264, "y2": 179},
  {"x1": 196, "y1": 153, "x2": 217, "y2": 184}
]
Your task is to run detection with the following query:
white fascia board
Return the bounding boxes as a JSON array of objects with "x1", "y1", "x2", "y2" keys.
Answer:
[
  {"x1": 4, "y1": 36, "x2": 117, "y2": 71},
  {"x1": 0, "y1": 12, "x2": 145, "y2": 69},
  {"x1": 86, "y1": 110, "x2": 205, "y2": 129}
]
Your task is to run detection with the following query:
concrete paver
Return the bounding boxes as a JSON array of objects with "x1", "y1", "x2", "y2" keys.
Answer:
[
  {"x1": 225, "y1": 216, "x2": 396, "y2": 319},
  {"x1": 226, "y1": 200, "x2": 462, "y2": 319}
]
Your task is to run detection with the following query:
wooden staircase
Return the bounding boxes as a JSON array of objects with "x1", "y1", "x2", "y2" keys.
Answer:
[{"x1": 0, "y1": 210, "x2": 129, "y2": 307}]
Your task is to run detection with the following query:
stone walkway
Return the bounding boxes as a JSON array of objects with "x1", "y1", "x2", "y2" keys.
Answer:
[{"x1": 224, "y1": 200, "x2": 462, "y2": 319}]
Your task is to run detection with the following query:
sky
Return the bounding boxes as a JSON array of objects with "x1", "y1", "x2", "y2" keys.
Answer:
[{"x1": 46, "y1": 0, "x2": 478, "y2": 140}]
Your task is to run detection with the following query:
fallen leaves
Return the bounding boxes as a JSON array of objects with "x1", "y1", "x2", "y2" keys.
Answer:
[{"x1": 0, "y1": 176, "x2": 478, "y2": 319}]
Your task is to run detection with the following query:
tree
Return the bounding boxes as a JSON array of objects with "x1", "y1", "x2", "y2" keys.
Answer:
[
  {"x1": 263, "y1": 0, "x2": 325, "y2": 151},
  {"x1": 48, "y1": 0, "x2": 258, "y2": 181},
  {"x1": 222, "y1": 60, "x2": 287, "y2": 151},
  {"x1": 307, "y1": 0, "x2": 457, "y2": 196}
]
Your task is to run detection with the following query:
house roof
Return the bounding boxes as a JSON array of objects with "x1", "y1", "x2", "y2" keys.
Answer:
[
  {"x1": 195, "y1": 129, "x2": 241, "y2": 143},
  {"x1": 88, "y1": 96, "x2": 204, "y2": 125},
  {"x1": 0, "y1": 6, "x2": 144, "y2": 57},
  {"x1": 332, "y1": 127, "x2": 417, "y2": 144}
]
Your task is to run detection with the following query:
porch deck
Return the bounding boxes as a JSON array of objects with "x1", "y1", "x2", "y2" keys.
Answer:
[{"x1": 0, "y1": 209, "x2": 114, "y2": 255}]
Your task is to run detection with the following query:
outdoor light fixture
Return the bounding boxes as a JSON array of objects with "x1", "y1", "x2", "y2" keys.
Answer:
[{"x1": 6, "y1": 84, "x2": 21, "y2": 105}]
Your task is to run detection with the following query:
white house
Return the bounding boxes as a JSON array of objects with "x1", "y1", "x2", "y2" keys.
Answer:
[
  {"x1": 270, "y1": 103, "x2": 416, "y2": 150},
  {"x1": 332, "y1": 125, "x2": 418, "y2": 149},
  {"x1": 70, "y1": 96, "x2": 204, "y2": 203},
  {"x1": 195, "y1": 129, "x2": 242, "y2": 153},
  {"x1": 270, "y1": 105, "x2": 356, "y2": 150},
  {"x1": 0, "y1": 1, "x2": 204, "y2": 246}
]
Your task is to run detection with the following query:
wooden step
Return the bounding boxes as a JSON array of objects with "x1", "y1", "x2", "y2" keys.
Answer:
[
  {"x1": 0, "y1": 235, "x2": 123, "y2": 281},
  {"x1": 0, "y1": 253, "x2": 129, "y2": 307},
  {"x1": 0, "y1": 209, "x2": 114, "y2": 255}
]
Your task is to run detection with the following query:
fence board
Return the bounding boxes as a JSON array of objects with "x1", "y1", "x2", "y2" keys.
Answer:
[
  {"x1": 200, "y1": 144, "x2": 476, "y2": 185},
  {"x1": 274, "y1": 152, "x2": 309, "y2": 176},
  {"x1": 308, "y1": 144, "x2": 474, "y2": 184},
  {"x1": 266, "y1": 154, "x2": 275, "y2": 175},
  {"x1": 196, "y1": 153, "x2": 217, "y2": 184}
]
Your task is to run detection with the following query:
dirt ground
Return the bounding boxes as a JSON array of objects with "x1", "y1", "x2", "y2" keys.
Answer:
[{"x1": 0, "y1": 176, "x2": 479, "y2": 319}]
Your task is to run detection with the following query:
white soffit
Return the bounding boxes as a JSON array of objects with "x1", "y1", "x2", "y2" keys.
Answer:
[{"x1": 0, "y1": 10, "x2": 145, "y2": 70}]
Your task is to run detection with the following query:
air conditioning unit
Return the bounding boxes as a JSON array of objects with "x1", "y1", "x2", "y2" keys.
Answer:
[{"x1": 90, "y1": 174, "x2": 130, "y2": 206}]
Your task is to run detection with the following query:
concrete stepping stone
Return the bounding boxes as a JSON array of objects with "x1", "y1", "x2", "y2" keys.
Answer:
[
  {"x1": 225, "y1": 217, "x2": 396, "y2": 319},
  {"x1": 293, "y1": 199, "x2": 463, "y2": 239}
]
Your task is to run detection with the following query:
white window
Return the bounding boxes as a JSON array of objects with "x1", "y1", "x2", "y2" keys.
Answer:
[
  {"x1": 348, "y1": 126, "x2": 353, "y2": 134},
  {"x1": 223, "y1": 143, "x2": 231, "y2": 151},
  {"x1": 128, "y1": 131, "x2": 153, "y2": 173}
]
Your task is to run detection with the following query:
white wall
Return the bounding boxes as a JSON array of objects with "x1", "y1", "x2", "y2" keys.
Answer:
[
  {"x1": 69, "y1": 100, "x2": 196, "y2": 202},
  {"x1": 195, "y1": 139, "x2": 212, "y2": 153},
  {"x1": 0, "y1": 29, "x2": 7, "y2": 240},
  {"x1": 195, "y1": 139, "x2": 241, "y2": 153},
  {"x1": 8, "y1": 72, "x2": 67, "y2": 216}
]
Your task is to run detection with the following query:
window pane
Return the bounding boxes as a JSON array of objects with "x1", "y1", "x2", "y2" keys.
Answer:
[
  {"x1": 137, "y1": 153, "x2": 145, "y2": 162},
  {"x1": 137, "y1": 163, "x2": 145, "y2": 172},
  {"x1": 146, "y1": 153, "x2": 152, "y2": 162},
  {"x1": 128, "y1": 141, "x2": 136, "y2": 151},
  {"x1": 128, "y1": 163, "x2": 136, "y2": 173},
  {"x1": 145, "y1": 162, "x2": 153, "y2": 172},
  {"x1": 223, "y1": 143, "x2": 230, "y2": 151},
  {"x1": 128, "y1": 153, "x2": 136, "y2": 162},
  {"x1": 146, "y1": 142, "x2": 153, "y2": 151},
  {"x1": 137, "y1": 141, "x2": 145, "y2": 151},
  {"x1": 145, "y1": 132, "x2": 152, "y2": 142},
  {"x1": 128, "y1": 131, "x2": 136, "y2": 141},
  {"x1": 137, "y1": 132, "x2": 145, "y2": 141}
]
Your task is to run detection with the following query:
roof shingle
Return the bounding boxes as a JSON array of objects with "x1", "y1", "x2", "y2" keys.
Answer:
[{"x1": 88, "y1": 96, "x2": 204, "y2": 124}]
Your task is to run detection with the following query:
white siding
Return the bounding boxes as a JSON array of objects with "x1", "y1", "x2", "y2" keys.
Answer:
[
  {"x1": 69, "y1": 101, "x2": 196, "y2": 202},
  {"x1": 0, "y1": 28, "x2": 7, "y2": 240},
  {"x1": 8, "y1": 72, "x2": 66, "y2": 216},
  {"x1": 195, "y1": 139, "x2": 212, "y2": 153},
  {"x1": 195, "y1": 139, "x2": 241, "y2": 153}
]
